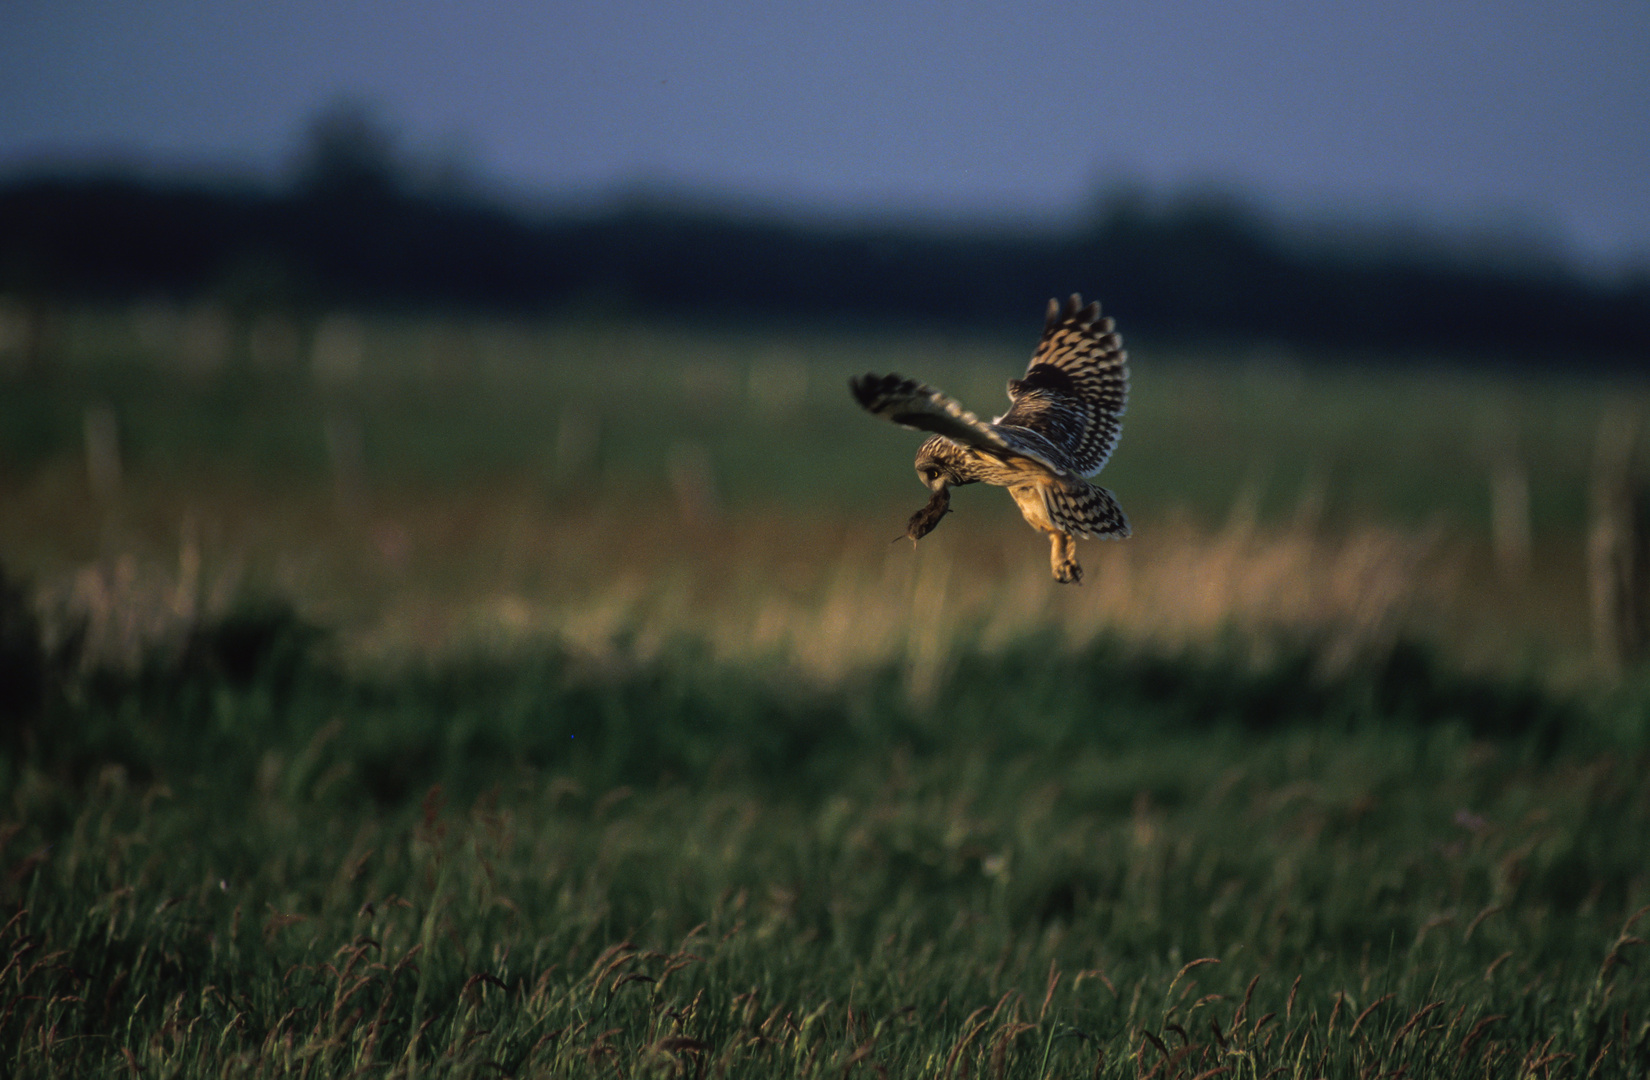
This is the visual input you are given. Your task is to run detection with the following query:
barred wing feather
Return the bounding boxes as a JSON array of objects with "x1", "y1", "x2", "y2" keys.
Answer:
[
  {"x1": 848, "y1": 372, "x2": 1065, "y2": 475},
  {"x1": 995, "y1": 294, "x2": 1129, "y2": 477}
]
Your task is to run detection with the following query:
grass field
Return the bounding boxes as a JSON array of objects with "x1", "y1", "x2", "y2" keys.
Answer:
[{"x1": 3, "y1": 303, "x2": 1650, "y2": 1076}]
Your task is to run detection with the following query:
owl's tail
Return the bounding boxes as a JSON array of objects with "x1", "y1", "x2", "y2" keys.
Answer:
[{"x1": 1047, "y1": 479, "x2": 1130, "y2": 540}]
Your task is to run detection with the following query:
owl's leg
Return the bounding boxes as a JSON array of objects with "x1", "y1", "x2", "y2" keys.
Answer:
[{"x1": 1049, "y1": 531, "x2": 1082, "y2": 584}]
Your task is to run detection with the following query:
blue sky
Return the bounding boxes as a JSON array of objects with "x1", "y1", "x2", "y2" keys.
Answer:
[{"x1": 4, "y1": 0, "x2": 1648, "y2": 269}]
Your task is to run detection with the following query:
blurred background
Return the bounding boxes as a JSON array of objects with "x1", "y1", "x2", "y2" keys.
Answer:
[{"x1": 4, "y1": 0, "x2": 1650, "y2": 684}]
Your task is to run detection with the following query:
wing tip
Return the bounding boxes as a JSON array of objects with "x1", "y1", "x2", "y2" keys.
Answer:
[
  {"x1": 849, "y1": 371, "x2": 898, "y2": 410},
  {"x1": 1045, "y1": 293, "x2": 1104, "y2": 330}
]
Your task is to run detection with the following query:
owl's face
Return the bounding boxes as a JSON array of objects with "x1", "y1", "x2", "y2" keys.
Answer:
[{"x1": 913, "y1": 436, "x2": 973, "y2": 492}]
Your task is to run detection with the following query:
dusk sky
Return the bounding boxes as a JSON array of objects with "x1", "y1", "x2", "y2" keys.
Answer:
[{"x1": 4, "y1": 0, "x2": 1648, "y2": 270}]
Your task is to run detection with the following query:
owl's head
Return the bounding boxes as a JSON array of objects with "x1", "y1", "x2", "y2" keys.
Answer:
[{"x1": 913, "y1": 436, "x2": 973, "y2": 493}]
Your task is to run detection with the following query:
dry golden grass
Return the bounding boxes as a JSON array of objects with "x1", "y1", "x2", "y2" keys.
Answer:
[
  {"x1": 1, "y1": 303, "x2": 1630, "y2": 688},
  {"x1": 11, "y1": 460, "x2": 1592, "y2": 693}
]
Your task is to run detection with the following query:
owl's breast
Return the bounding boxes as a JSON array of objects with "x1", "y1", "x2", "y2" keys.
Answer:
[{"x1": 1008, "y1": 480, "x2": 1058, "y2": 533}]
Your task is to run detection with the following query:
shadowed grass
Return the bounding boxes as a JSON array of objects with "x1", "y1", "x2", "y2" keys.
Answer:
[{"x1": 3, "y1": 613, "x2": 1649, "y2": 1077}]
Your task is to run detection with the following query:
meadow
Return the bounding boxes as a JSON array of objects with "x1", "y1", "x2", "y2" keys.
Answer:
[{"x1": 2, "y1": 303, "x2": 1649, "y2": 1076}]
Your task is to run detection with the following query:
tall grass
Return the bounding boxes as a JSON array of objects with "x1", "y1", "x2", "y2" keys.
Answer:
[
  {"x1": 3, "y1": 303, "x2": 1650, "y2": 1076},
  {"x1": 2, "y1": 608, "x2": 1647, "y2": 1077}
]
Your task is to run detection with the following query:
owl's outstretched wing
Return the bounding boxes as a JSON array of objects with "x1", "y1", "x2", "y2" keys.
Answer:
[
  {"x1": 848, "y1": 372, "x2": 1065, "y2": 475},
  {"x1": 994, "y1": 294, "x2": 1129, "y2": 477}
]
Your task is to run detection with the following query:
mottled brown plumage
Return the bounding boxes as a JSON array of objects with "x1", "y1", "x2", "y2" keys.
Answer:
[{"x1": 850, "y1": 294, "x2": 1131, "y2": 583}]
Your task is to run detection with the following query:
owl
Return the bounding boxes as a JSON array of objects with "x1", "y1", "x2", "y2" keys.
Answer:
[{"x1": 850, "y1": 294, "x2": 1130, "y2": 583}]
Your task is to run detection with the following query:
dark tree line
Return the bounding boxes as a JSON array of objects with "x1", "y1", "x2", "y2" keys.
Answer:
[{"x1": 2, "y1": 164, "x2": 1647, "y2": 365}]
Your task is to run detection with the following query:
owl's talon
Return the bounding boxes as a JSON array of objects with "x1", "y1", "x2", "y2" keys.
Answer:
[{"x1": 1050, "y1": 532, "x2": 1083, "y2": 583}]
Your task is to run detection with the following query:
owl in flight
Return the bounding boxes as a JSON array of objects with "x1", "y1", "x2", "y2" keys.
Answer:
[{"x1": 850, "y1": 294, "x2": 1130, "y2": 584}]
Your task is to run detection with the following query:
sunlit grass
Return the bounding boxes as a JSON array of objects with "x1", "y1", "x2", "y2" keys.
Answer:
[{"x1": 1, "y1": 303, "x2": 1638, "y2": 679}]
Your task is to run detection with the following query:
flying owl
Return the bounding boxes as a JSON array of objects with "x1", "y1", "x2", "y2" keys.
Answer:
[{"x1": 850, "y1": 294, "x2": 1130, "y2": 584}]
